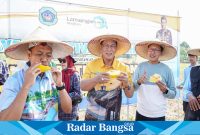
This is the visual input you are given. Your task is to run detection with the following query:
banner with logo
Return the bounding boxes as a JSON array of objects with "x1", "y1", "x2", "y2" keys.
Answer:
[
  {"x1": 0, "y1": 0, "x2": 180, "y2": 86},
  {"x1": 0, "y1": 0, "x2": 180, "y2": 46}
]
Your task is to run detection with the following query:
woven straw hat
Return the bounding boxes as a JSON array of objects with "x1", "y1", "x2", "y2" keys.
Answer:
[
  {"x1": 187, "y1": 49, "x2": 200, "y2": 56},
  {"x1": 5, "y1": 27, "x2": 73, "y2": 60},
  {"x1": 135, "y1": 39, "x2": 177, "y2": 61},
  {"x1": 88, "y1": 34, "x2": 131, "y2": 57}
]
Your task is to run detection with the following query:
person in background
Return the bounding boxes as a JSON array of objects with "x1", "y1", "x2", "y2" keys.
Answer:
[
  {"x1": 0, "y1": 60, "x2": 9, "y2": 94},
  {"x1": 177, "y1": 49, "x2": 198, "y2": 119},
  {"x1": 183, "y1": 49, "x2": 200, "y2": 120},
  {"x1": 58, "y1": 55, "x2": 82, "y2": 120},
  {"x1": 0, "y1": 60, "x2": 9, "y2": 85}
]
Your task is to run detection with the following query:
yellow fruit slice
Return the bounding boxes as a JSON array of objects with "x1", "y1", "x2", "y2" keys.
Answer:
[
  {"x1": 0, "y1": 86, "x2": 2, "y2": 93},
  {"x1": 94, "y1": 70, "x2": 121, "y2": 91},
  {"x1": 107, "y1": 70, "x2": 121, "y2": 79},
  {"x1": 37, "y1": 65, "x2": 51, "y2": 72},
  {"x1": 149, "y1": 74, "x2": 162, "y2": 83}
]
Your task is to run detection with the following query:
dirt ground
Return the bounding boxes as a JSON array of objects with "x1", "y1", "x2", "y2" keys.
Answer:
[{"x1": 77, "y1": 98, "x2": 184, "y2": 121}]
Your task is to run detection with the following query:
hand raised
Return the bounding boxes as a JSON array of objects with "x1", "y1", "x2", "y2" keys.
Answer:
[
  {"x1": 24, "y1": 63, "x2": 41, "y2": 89},
  {"x1": 137, "y1": 70, "x2": 147, "y2": 85}
]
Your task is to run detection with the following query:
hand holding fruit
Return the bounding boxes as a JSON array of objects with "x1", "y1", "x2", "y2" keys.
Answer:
[
  {"x1": 24, "y1": 63, "x2": 41, "y2": 89},
  {"x1": 117, "y1": 72, "x2": 129, "y2": 87},
  {"x1": 149, "y1": 74, "x2": 162, "y2": 83},
  {"x1": 95, "y1": 72, "x2": 110, "y2": 84}
]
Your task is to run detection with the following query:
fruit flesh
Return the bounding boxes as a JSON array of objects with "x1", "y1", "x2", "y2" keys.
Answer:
[
  {"x1": 149, "y1": 74, "x2": 162, "y2": 83},
  {"x1": 107, "y1": 70, "x2": 121, "y2": 79},
  {"x1": 37, "y1": 65, "x2": 51, "y2": 72},
  {"x1": 95, "y1": 70, "x2": 121, "y2": 91}
]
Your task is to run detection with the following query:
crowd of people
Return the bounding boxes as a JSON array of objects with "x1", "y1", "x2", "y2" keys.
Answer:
[{"x1": 0, "y1": 27, "x2": 199, "y2": 121}]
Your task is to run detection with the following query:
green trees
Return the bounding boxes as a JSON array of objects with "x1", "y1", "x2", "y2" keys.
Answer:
[{"x1": 180, "y1": 41, "x2": 190, "y2": 63}]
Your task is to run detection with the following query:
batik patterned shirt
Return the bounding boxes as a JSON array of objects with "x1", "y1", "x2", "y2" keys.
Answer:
[{"x1": 82, "y1": 58, "x2": 133, "y2": 121}]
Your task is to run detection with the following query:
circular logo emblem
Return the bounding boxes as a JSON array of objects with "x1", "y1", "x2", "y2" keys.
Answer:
[
  {"x1": 39, "y1": 7, "x2": 57, "y2": 26},
  {"x1": 93, "y1": 16, "x2": 107, "y2": 29}
]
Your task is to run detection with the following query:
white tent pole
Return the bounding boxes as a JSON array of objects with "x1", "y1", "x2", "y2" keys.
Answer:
[
  {"x1": 176, "y1": 10, "x2": 181, "y2": 120},
  {"x1": 7, "y1": 0, "x2": 11, "y2": 38},
  {"x1": 126, "y1": 8, "x2": 130, "y2": 121}
]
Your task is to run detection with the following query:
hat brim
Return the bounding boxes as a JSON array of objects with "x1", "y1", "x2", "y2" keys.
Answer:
[
  {"x1": 187, "y1": 49, "x2": 200, "y2": 56},
  {"x1": 88, "y1": 35, "x2": 131, "y2": 57},
  {"x1": 135, "y1": 40, "x2": 177, "y2": 61},
  {"x1": 5, "y1": 40, "x2": 73, "y2": 60}
]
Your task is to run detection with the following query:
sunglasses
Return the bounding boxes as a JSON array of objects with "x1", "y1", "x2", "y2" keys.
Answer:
[{"x1": 58, "y1": 58, "x2": 66, "y2": 63}]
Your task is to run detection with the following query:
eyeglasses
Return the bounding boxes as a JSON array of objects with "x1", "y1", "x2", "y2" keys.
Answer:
[
  {"x1": 148, "y1": 48, "x2": 161, "y2": 53},
  {"x1": 58, "y1": 58, "x2": 66, "y2": 63},
  {"x1": 102, "y1": 44, "x2": 117, "y2": 49}
]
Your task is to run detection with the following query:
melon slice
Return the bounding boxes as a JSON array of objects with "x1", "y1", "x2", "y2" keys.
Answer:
[
  {"x1": 149, "y1": 74, "x2": 162, "y2": 83},
  {"x1": 107, "y1": 70, "x2": 121, "y2": 79},
  {"x1": 37, "y1": 65, "x2": 51, "y2": 72}
]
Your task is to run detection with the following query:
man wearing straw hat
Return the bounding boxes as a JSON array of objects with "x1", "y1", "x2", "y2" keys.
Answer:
[
  {"x1": 80, "y1": 34, "x2": 134, "y2": 121},
  {"x1": 133, "y1": 40, "x2": 176, "y2": 121},
  {"x1": 177, "y1": 49, "x2": 198, "y2": 120},
  {"x1": 183, "y1": 49, "x2": 200, "y2": 120},
  {"x1": 0, "y1": 27, "x2": 73, "y2": 120}
]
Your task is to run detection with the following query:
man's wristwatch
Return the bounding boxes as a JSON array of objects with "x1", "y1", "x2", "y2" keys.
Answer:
[
  {"x1": 56, "y1": 84, "x2": 65, "y2": 91},
  {"x1": 137, "y1": 80, "x2": 141, "y2": 85},
  {"x1": 163, "y1": 89, "x2": 169, "y2": 94}
]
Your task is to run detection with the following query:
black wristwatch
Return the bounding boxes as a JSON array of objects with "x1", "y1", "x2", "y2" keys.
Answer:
[
  {"x1": 163, "y1": 89, "x2": 169, "y2": 94},
  {"x1": 56, "y1": 84, "x2": 65, "y2": 91}
]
